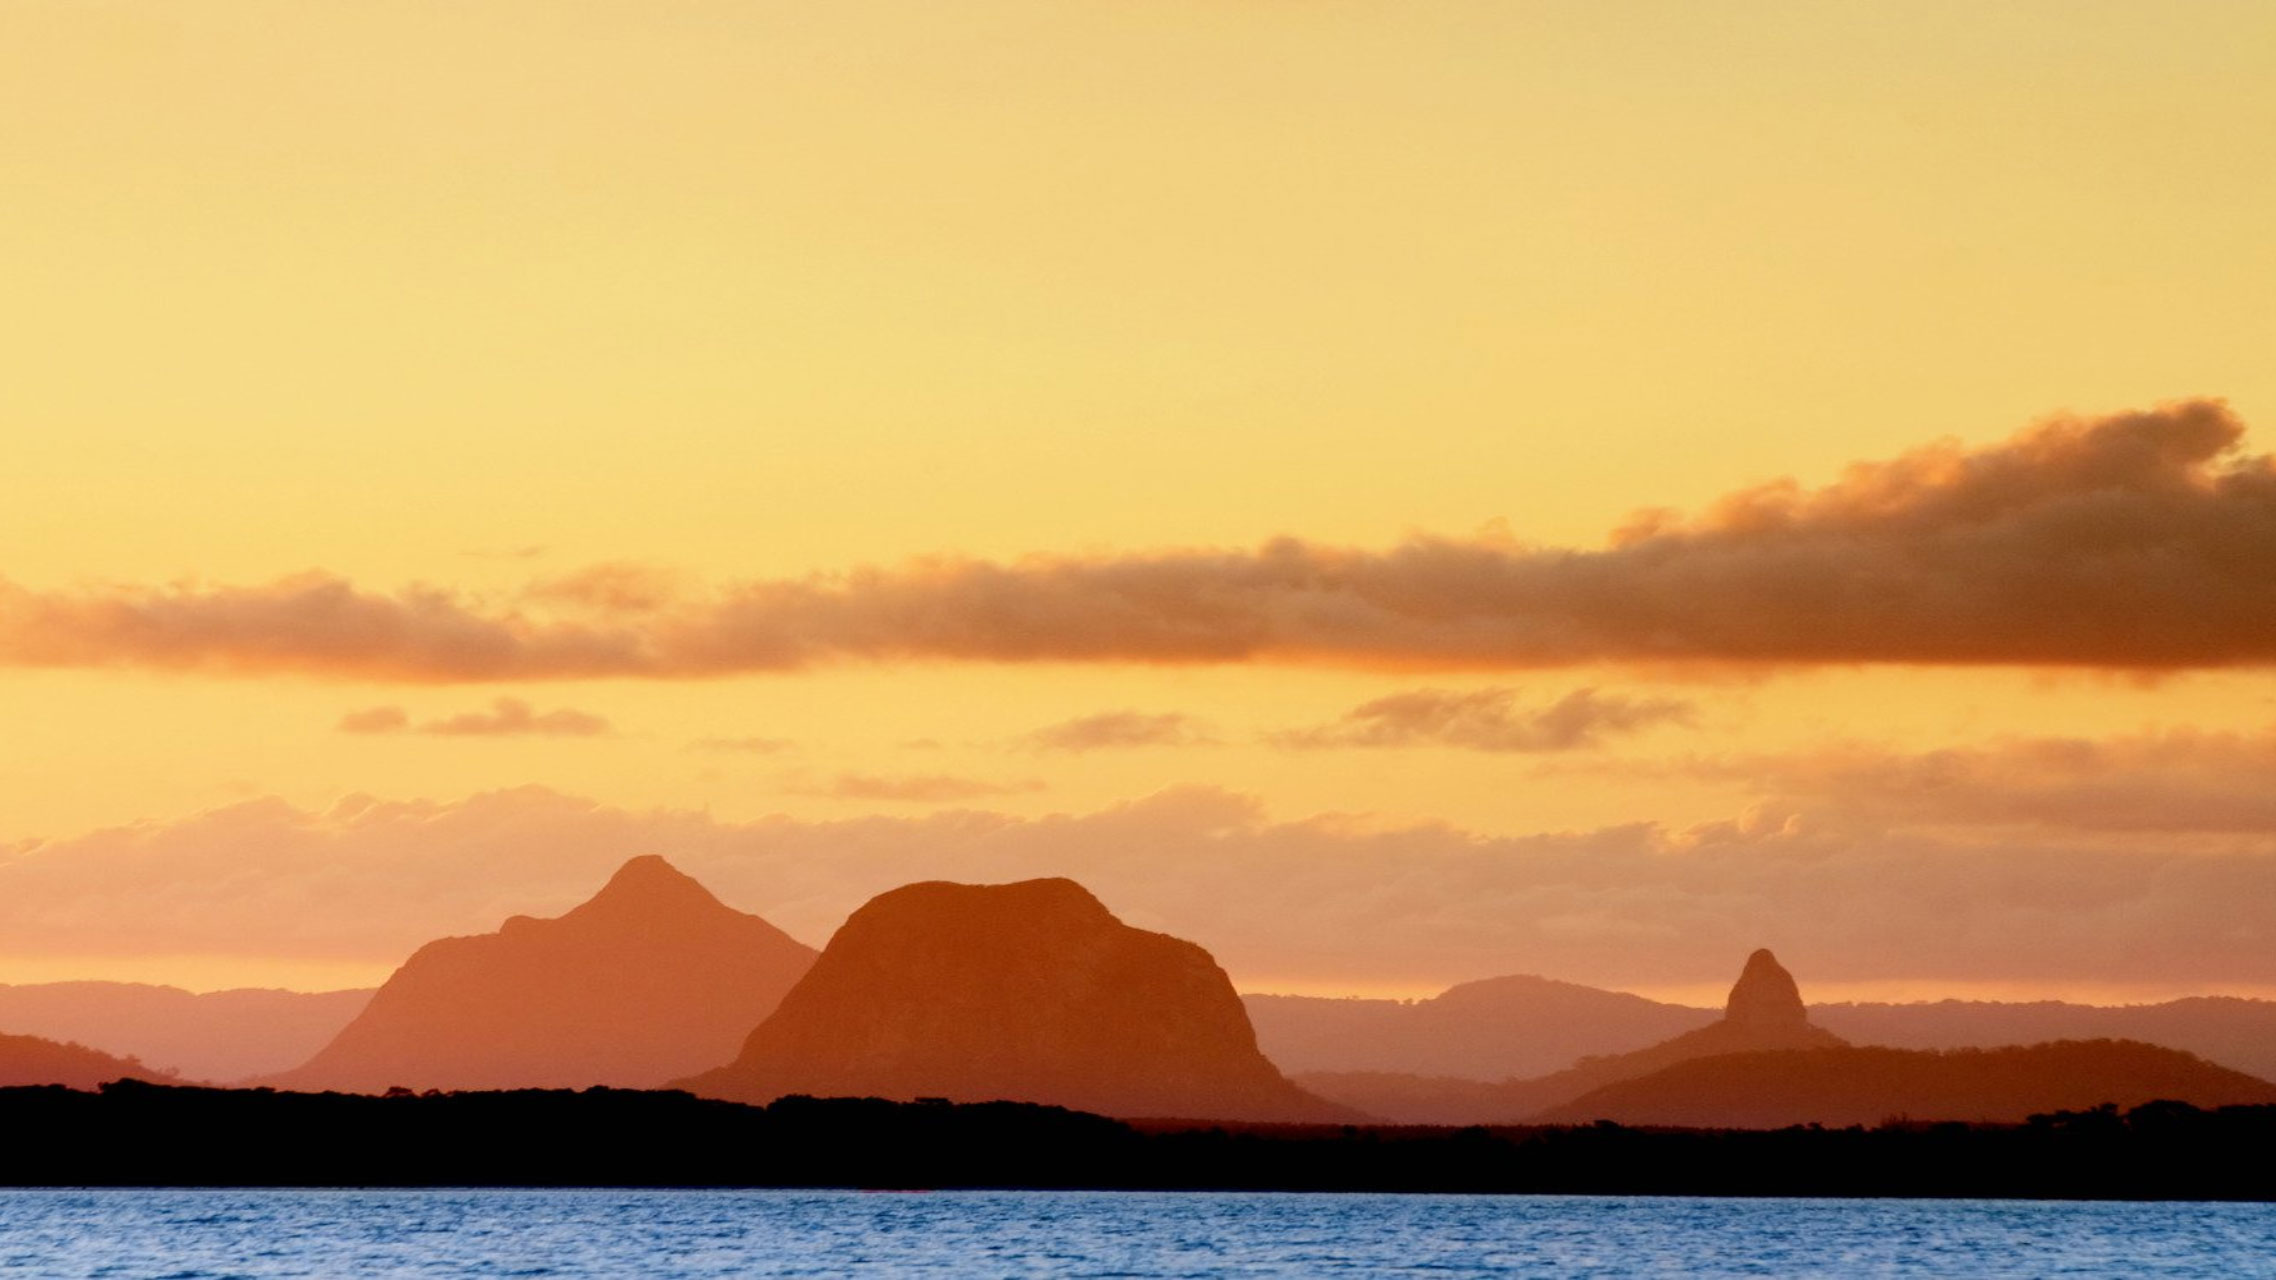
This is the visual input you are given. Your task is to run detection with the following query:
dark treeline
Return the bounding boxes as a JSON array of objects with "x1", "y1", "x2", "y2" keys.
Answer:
[{"x1": 5, "y1": 1081, "x2": 2273, "y2": 1200}]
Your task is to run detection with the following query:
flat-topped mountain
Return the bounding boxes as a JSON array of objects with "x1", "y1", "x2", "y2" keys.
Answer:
[
  {"x1": 678, "y1": 877, "x2": 1353, "y2": 1123},
  {"x1": 1300, "y1": 948, "x2": 1847, "y2": 1123},
  {"x1": 0, "y1": 983, "x2": 372, "y2": 1083},
  {"x1": 1536, "y1": 1039, "x2": 2276, "y2": 1128},
  {"x1": 0, "y1": 1031, "x2": 167, "y2": 1090},
  {"x1": 268, "y1": 856, "x2": 816, "y2": 1093}
]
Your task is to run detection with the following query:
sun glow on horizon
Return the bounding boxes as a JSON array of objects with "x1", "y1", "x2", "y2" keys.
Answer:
[{"x1": 3, "y1": 0, "x2": 2275, "y2": 1004}]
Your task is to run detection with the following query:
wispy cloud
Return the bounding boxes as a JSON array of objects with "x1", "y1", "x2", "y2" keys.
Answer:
[
  {"x1": 1275, "y1": 687, "x2": 1694, "y2": 752},
  {"x1": 1023, "y1": 710, "x2": 1215, "y2": 752},
  {"x1": 336, "y1": 706, "x2": 411, "y2": 734},
  {"x1": 336, "y1": 698, "x2": 611, "y2": 738},
  {"x1": 800, "y1": 773, "x2": 1047, "y2": 804},
  {"x1": 7, "y1": 402, "x2": 2273, "y2": 679},
  {"x1": 688, "y1": 736, "x2": 797, "y2": 755},
  {"x1": 1701, "y1": 727, "x2": 2276, "y2": 835},
  {"x1": 457, "y1": 545, "x2": 548, "y2": 561}
]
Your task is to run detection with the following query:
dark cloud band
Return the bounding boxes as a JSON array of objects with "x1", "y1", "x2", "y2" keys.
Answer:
[{"x1": 3, "y1": 401, "x2": 2268, "y2": 680}]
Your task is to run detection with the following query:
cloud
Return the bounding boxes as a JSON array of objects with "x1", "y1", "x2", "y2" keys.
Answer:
[
  {"x1": 800, "y1": 774, "x2": 1047, "y2": 804},
  {"x1": 5, "y1": 401, "x2": 2274, "y2": 679},
  {"x1": 336, "y1": 706, "x2": 410, "y2": 734},
  {"x1": 523, "y1": 562, "x2": 686, "y2": 614},
  {"x1": 1, "y1": 783, "x2": 2271, "y2": 992},
  {"x1": 688, "y1": 736, "x2": 797, "y2": 755},
  {"x1": 457, "y1": 545, "x2": 548, "y2": 561},
  {"x1": 418, "y1": 698, "x2": 611, "y2": 737},
  {"x1": 1023, "y1": 710, "x2": 1215, "y2": 752},
  {"x1": 1723, "y1": 727, "x2": 2276, "y2": 835},
  {"x1": 337, "y1": 698, "x2": 611, "y2": 738},
  {"x1": 1275, "y1": 687, "x2": 1694, "y2": 752}
]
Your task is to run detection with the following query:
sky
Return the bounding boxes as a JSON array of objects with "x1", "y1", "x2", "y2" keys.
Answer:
[{"x1": 3, "y1": 1, "x2": 2274, "y2": 1002}]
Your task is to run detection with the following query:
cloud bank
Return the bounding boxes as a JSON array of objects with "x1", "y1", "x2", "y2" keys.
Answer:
[
  {"x1": 2, "y1": 776, "x2": 2270, "y2": 991},
  {"x1": 3, "y1": 402, "x2": 2272, "y2": 679}
]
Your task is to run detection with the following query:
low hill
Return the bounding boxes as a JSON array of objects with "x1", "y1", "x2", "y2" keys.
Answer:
[
  {"x1": 0, "y1": 1032, "x2": 168, "y2": 1090},
  {"x1": 0, "y1": 983, "x2": 372, "y2": 1083},
  {"x1": 1537, "y1": 1039, "x2": 2276, "y2": 1128}
]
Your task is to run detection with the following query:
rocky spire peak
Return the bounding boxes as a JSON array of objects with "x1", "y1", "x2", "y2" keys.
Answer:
[{"x1": 1723, "y1": 948, "x2": 1808, "y2": 1028}]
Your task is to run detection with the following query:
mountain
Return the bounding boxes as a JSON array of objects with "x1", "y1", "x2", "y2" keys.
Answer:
[
  {"x1": 678, "y1": 877, "x2": 1353, "y2": 1122},
  {"x1": 1299, "y1": 948, "x2": 1846, "y2": 1123},
  {"x1": 1535, "y1": 1040, "x2": 2276, "y2": 1128},
  {"x1": 1244, "y1": 975, "x2": 1714, "y2": 1080},
  {"x1": 268, "y1": 856, "x2": 816, "y2": 1093},
  {"x1": 0, "y1": 1031, "x2": 168, "y2": 1089},
  {"x1": 1811, "y1": 997, "x2": 2276, "y2": 1083},
  {"x1": 0, "y1": 983, "x2": 372, "y2": 1083}
]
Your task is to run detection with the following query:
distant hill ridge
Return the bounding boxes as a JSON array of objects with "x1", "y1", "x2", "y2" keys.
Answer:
[
  {"x1": 1810, "y1": 997, "x2": 2276, "y2": 1083},
  {"x1": 1244, "y1": 975, "x2": 1714, "y2": 1080},
  {"x1": 1248, "y1": 977, "x2": 2276, "y2": 1086},
  {"x1": 0, "y1": 983, "x2": 372, "y2": 1083},
  {"x1": 1537, "y1": 1039, "x2": 2276, "y2": 1128},
  {"x1": 1297, "y1": 952, "x2": 2276, "y2": 1128},
  {"x1": 1299, "y1": 949, "x2": 1846, "y2": 1123},
  {"x1": 267, "y1": 856, "x2": 817, "y2": 1093}
]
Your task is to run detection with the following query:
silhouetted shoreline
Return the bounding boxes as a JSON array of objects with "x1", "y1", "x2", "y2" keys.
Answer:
[{"x1": 5, "y1": 1081, "x2": 2272, "y2": 1200}]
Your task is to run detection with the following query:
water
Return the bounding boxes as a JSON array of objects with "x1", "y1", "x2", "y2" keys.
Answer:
[{"x1": 0, "y1": 1190, "x2": 2269, "y2": 1277}]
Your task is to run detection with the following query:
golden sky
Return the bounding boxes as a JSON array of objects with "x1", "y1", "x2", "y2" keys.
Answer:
[{"x1": 3, "y1": 1, "x2": 2274, "y2": 1000}]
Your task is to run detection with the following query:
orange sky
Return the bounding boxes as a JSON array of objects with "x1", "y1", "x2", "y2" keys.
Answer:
[{"x1": 3, "y1": 1, "x2": 2274, "y2": 1001}]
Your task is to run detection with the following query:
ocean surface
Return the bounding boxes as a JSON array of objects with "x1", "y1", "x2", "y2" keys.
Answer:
[{"x1": 0, "y1": 1190, "x2": 2270, "y2": 1277}]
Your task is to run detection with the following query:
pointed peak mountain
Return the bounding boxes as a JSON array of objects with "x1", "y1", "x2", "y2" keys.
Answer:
[
  {"x1": 564, "y1": 855, "x2": 732, "y2": 923},
  {"x1": 1724, "y1": 948, "x2": 1808, "y2": 1028},
  {"x1": 266, "y1": 855, "x2": 818, "y2": 1093}
]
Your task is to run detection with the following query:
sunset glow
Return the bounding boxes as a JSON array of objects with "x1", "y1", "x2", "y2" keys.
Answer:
[{"x1": 5, "y1": 0, "x2": 2275, "y2": 1008}]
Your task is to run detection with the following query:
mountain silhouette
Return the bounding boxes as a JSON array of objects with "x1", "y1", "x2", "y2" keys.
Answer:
[
  {"x1": 1245, "y1": 975, "x2": 1714, "y2": 1079},
  {"x1": 0, "y1": 983, "x2": 372, "y2": 1083},
  {"x1": 677, "y1": 877, "x2": 1354, "y2": 1122},
  {"x1": 1535, "y1": 1039, "x2": 2276, "y2": 1128},
  {"x1": 0, "y1": 1031, "x2": 168, "y2": 1089},
  {"x1": 267, "y1": 856, "x2": 816, "y2": 1092},
  {"x1": 1299, "y1": 948, "x2": 1846, "y2": 1123}
]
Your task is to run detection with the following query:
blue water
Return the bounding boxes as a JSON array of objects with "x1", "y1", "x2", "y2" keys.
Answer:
[{"x1": 0, "y1": 1190, "x2": 2269, "y2": 1277}]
